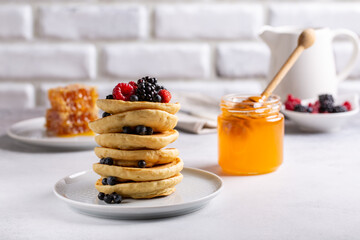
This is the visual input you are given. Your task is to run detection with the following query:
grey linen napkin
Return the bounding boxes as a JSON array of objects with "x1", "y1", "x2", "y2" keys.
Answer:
[{"x1": 172, "y1": 92, "x2": 220, "y2": 134}]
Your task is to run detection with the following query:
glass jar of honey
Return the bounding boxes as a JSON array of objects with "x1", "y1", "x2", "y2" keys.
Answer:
[{"x1": 218, "y1": 94, "x2": 284, "y2": 175}]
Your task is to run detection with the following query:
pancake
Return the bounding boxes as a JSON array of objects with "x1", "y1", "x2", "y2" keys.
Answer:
[
  {"x1": 93, "y1": 157, "x2": 183, "y2": 181},
  {"x1": 97, "y1": 99, "x2": 180, "y2": 115},
  {"x1": 94, "y1": 147, "x2": 179, "y2": 167},
  {"x1": 95, "y1": 173, "x2": 183, "y2": 199},
  {"x1": 95, "y1": 130, "x2": 179, "y2": 150},
  {"x1": 89, "y1": 109, "x2": 178, "y2": 134}
]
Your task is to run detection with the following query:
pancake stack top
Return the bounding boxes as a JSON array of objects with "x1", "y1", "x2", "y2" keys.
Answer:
[{"x1": 89, "y1": 77, "x2": 183, "y2": 203}]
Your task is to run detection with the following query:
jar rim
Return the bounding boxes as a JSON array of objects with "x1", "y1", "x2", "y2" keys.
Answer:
[{"x1": 220, "y1": 94, "x2": 282, "y2": 114}]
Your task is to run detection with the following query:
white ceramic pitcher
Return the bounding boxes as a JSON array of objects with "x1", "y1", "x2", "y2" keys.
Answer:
[{"x1": 260, "y1": 26, "x2": 360, "y2": 101}]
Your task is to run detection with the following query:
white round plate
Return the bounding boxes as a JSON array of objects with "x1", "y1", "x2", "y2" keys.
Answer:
[
  {"x1": 54, "y1": 168, "x2": 223, "y2": 219},
  {"x1": 7, "y1": 117, "x2": 97, "y2": 149}
]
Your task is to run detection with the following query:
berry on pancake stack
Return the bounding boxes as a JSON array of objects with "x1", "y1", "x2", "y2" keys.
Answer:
[{"x1": 89, "y1": 76, "x2": 183, "y2": 204}]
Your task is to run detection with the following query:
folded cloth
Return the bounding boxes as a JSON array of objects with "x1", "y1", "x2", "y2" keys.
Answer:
[{"x1": 172, "y1": 92, "x2": 220, "y2": 134}]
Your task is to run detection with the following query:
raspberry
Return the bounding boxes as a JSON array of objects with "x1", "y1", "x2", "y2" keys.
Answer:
[
  {"x1": 343, "y1": 101, "x2": 352, "y2": 111},
  {"x1": 128, "y1": 81, "x2": 138, "y2": 90},
  {"x1": 158, "y1": 89, "x2": 171, "y2": 103},
  {"x1": 308, "y1": 101, "x2": 320, "y2": 113},
  {"x1": 112, "y1": 83, "x2": 134, "y2": 101},
  {"x1": 284, "y1": 94, "x2": 301, "y2": 110}
]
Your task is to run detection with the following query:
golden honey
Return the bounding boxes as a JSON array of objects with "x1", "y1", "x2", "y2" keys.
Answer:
[
  {"x1": 45, "y1": 84, "x2": 98, "y2": 136},
  {"x1": 218, "y1": 94, "x2": 284, "y2": 175}
]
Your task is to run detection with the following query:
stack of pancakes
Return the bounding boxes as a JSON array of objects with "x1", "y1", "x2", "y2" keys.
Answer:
[{"x1": 89, "y1": 99, "x2": 183, "y2": 199}]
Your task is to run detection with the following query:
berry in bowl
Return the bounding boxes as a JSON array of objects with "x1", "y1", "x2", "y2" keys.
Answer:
[{"x1": 282, "y1": 94, "x2": 359, "y2": 132}]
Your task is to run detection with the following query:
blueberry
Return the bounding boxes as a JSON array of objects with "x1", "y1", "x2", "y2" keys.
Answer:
[
  {"x1": 98, "y1": 192, "x2": 105, "y2": 200},
  {"x1": 102, "y1": 178, "x2": 108, "y2": 185},
  {"x1": 135, "y1": 125, "x2": 147, "y2": 135},
  {"x1": 130, "y1": 95, "x2": 139, "y2": 102},
  {"x1": 106, "y1": 94, "x2": 114, "y2": 99},
  {"x1": 138, "y1": 160, "x2": 146, "y2": 168},
  {"x1": 113, "y1": 194, "x2": 122, "y2": 204},
  {"x1": 146, "y1": 127, "x2": 153, "y2": 135},
  {"x1": 122, "y1": 126, "x2": 133, "y2": 134},
  {"x1": 307, "y1": 107, "x2": 313, "y2": 113},
  {"x1": 154, "y1": 95, "x2": 162, "y2": 102},
  {"x1": 107, "y1": 176, "x2": 117, "y2": 186},
  {"x1": 104, "y1": 194, "x2": 113, "y2": 204},
  {"x1": 102, "y1": 112, "x2": 111, "y2": 118},
  {"x1": 104, "y1": 157, "x2": 113, "y2": 165},
  {"x1": 100, "y1": 158, "x2": 105, "y2": 164}
]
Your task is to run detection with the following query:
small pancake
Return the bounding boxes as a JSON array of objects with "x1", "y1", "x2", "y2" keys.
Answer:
[
  {"x1": 95, "y1": 173, "x2": 183, "y2": 199},
  {"x1": 95, "y1": 130, "x2": 179, "y2": 150},
  {"x1": 97, "y1": 99, "x2": 180, "y2": 115},
  {"x1": 95, "y1": 147, "x2": 179, "y2": 160},
  {"x1": 93, "y1": 157, "x2": 183, "y2": 181},
  {"x1": 89, "y1": 109, "x2": 178, "y2": 134}
]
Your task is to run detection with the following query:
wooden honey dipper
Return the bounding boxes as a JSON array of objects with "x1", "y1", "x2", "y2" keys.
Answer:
[{"x1": 248, "y1": 28, "x2": 316, "y2": 103}]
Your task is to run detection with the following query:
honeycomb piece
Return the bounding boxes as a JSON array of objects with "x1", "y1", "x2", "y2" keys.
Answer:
[
  {"x1": 48, "y1": 84, "x2": 98, "y2": 112},
  {"x1": 45, "y1": 84, "x2": 98, "y2": 136}
]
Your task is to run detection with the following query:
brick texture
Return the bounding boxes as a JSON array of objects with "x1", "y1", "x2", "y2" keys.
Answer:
[
  {"x1": 270, "y1": 3, "x2": 360, "y2": 35},
  {"x1": 217, "y1": 43, "x2": 270, "y2": 78},
  {"x1": 155, "y1": 4, "x2": 263, "y2": 39},
  {"x1": 0, "y1": 45, "x2": 96, "y2": 80},
  {"x1": 39, "y1": 5, "x2": 147, "y2": 40},
  {"x1": 102, "y1": 44, "x2": 210, "y2": 79},
  {"x1": 0, "y1": 6, "x2": 32, "y2": 40},
  {"x1": 0, "y1": 83, "x2": 35, "y2": 108}
]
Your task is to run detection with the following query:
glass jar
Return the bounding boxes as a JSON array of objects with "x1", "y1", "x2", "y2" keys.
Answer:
[{"x1": 218, "y1": 94, "x2": 284, "y2": 175}]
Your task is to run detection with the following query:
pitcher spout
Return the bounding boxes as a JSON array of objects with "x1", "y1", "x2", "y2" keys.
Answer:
[{"x1": 258, "y1": 25, "x2": 278, "y2": 49}]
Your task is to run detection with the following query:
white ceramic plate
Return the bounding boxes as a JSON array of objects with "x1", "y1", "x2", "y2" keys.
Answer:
[
  {"x1": 283, "y1": 94, "x2": 359, "y2": 132},
  {"x1": 7, "y1": 117, "x2": 97, "y2": 149},
  {"x1": 54, "y1": 168, "x2": 223, "y2": 219}
]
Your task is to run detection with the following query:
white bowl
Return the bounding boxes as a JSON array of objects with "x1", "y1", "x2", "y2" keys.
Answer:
[{"x1": 282, "y1": 94, "x2": 359, "y2": 132}]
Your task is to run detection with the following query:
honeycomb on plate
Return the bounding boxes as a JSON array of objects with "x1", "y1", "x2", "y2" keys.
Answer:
[{"x1": 45, "y1": 84, "x2": 98, "y2": 136}]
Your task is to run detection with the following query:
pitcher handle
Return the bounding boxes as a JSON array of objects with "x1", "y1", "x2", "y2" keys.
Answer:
[{"x1": 332, "y1": 29, "x2": 360, "y2": 82}]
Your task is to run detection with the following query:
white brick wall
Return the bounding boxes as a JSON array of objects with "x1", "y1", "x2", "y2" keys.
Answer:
[
  {"x1": 155, "y1": 4, "x2": 264, "y2": 40},
  {"x1": 217, "y1": 43, "x2": 270, "y2": 78},
  {"x1": 0, "y1": 1, "x2": 359, "y2": 108},
  {"x1": 0, "y1": 45, "x2": 96, "y2": 80},
  {"x1": 0, "y1": 83, "x2": 35, "y2": 108},
  {"x1": 269, "y1": 3, "x2": 360, "y2": 35},
  {"x1": 103, "y1": 44, "x2": 210, "y2": 79},
  {"x1": 0, "y1": 6, "x2": 32, "y2": 40},
  {"x1": 39, "y1": 5, "x2": 147, "y2": 40}
]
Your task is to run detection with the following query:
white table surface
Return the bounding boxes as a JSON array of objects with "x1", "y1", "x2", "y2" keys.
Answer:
[{"x1": 1, "y1": 106, "x2": 360, "y2": 240}]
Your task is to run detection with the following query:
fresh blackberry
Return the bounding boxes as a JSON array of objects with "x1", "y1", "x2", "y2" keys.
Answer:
[
  {"x1": 319, "y1": 94, "x2": 334, "y2": 104},
  {"x1": 294, "y1": 104, "x2": 307, "y2": 112},
  {"x1": 332, "y1": 105, "x2": 347, "y2": 113},
  {"x1": 319, "y1": 101, "x2": 334, "y2": 113},
  {"x1": 136, "y1": 76, "x2": 161, "y2": 102}
]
